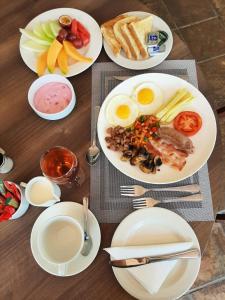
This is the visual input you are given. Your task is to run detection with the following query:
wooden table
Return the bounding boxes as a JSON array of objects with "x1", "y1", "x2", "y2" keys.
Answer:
[{"x1": 0, "y1": 0, "x2": 224, "y2": 299}]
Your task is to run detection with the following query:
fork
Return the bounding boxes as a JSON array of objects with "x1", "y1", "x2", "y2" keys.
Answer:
[
  {"x1": 132, "y1": 193, "x2": 203, "y2": 209},
  {"x1": 120, "y1": 184, "x2": 200, "y2": 197}
]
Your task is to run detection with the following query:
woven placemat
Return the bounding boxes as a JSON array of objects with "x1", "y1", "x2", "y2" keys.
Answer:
[{"x1": 90, "y1": 60, "x2": 214, "y2": 223}]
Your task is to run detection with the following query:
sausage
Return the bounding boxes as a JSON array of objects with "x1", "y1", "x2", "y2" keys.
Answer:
[{"x1": 159, "y1": 127, "x2": 194, "y2": 154}]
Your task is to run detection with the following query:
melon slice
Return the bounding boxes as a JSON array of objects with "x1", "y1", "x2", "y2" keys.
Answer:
[
  {"x1": 50, "y1": 21, "x2": 61, "y2": 37},
  {"x1": 47, "y1": 39, "x2": 63, "y2": 73},
  {"x1": 41, "y1": 22, "x2": 55, "y2": 40},
  {"x1": 63, "y1": 40, "x2": 92, "y2": 63},
  {"x1": 37, "y1": 51, "x2": 48, "y2": 76},
  {"x1": 22, "y1": 40, "x2": 49, "y2": 53},
  {"x1": 33, "y1": 22, "x2": 48, "y2": 40},
  {"x1": 19, "y1": 28, "x2": 52, "y2": 45},
  {"x1": 57, "y1": 48, "x2": 68, "y2": 75}
]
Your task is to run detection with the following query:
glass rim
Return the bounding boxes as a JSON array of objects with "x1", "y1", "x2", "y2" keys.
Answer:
[{"x1": 40, "y1": 146, "x2": 78, "y2": 180}]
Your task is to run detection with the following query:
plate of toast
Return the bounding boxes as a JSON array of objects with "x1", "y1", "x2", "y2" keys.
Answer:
[{"x1": 101, "y1": 11, "x2": 173, "y2": 70}]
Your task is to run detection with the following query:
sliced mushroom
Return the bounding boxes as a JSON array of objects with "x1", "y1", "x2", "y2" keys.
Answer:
[
  {"x1": 120, "y1": 150, "x2": 133, "y2": 161},
  {"x1": 138, "y1": 147, "x2": 149, "y2": 159},
  {"x1": 130, "y1": 156, "x2": 141, "y2": 165},
  {"x1": 129, "y1": 152, "x2": 146, "y2": 166},
  {"x1": 129, "y1": 146, "x2": 139, "y2": 157},
  {"x1": 154, "y1": 156, "x2": 162, "y2": 167},
  {"x1": 149, "y1": 158, "x2": 157, "y2": 173},
  {"x1": 139, "y1": 160, "x2": 155, "y2": 173}
]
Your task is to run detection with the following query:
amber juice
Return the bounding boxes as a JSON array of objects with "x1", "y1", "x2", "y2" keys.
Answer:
[{"x1": 40, "y1": 146, "x2": 79, "y2": 185}]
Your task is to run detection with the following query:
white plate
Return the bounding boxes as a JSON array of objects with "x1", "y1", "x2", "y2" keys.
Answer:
[
  {"x1": 19, "y1": 8, "x2": 102, "y2": 77},
  {"x1": 111, "y1": 208, "x2": 201, "y2": 300},
  {"x1": 30, "y1": 201, "x2": 101, "y2": 276},
  {"x1": 97, "y1": 73, "x2": 217, "y2": 184},
  {"x1": 103, "y1": 11, "x2": 173, "y2": 70}
]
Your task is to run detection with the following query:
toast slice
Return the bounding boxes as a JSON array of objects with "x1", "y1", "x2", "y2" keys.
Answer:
[
  {"x1": 129, "y1": 16, "x2": 153, "y2": 59},
  {"x1": 120, "y1": 23, "x2": 140, "y2": 60},
  {"x1": 101, "y1": 15, "x2": 126, "y2": 56},
  {"x1": 113, "y1": 16, "x2": 139, "y2": 59}
]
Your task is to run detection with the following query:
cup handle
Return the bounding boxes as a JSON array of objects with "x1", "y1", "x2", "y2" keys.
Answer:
[
  {"x1": 65, "y1": 175, "x2": 80, "y2": 188},
  {"x1": 52, "y1": 194, "x2": 60, "y2": 203},
  {"x1": 0, "y1": 148, "x2": 5, "y2": 155},
  {"x1": 20, "y1": 182, "x2": 27, "y2": 188},
  {"x1": 58, "y1": 263, "x2": 67, "y2": 276}
]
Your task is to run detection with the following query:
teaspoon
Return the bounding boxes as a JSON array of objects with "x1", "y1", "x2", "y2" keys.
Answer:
[
  {"x1": 81, "y1": 196, "x2": 93, "y2": 256},
  {"x1": 86, "y1": 106, "x2": 100, "y2": 165}
]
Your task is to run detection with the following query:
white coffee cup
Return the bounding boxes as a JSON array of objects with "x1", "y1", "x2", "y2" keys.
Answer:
[
  {"x1": 38, "y1": 215, "x2": 84, "y2": 275},
  {"x1": 21, "y1": 176, "x2": 61, "y2": 207}
]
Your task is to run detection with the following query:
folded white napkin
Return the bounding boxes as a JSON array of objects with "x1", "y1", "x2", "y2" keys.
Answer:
[{"x1": 104, "y1": 242, "x2": 193, "y2": 294}]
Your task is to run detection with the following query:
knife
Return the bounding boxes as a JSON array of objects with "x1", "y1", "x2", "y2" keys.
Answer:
[
  {"x1": 113, "y1": 75, "x2": 189, "y2": 82},
  {"x1": 113, "y1": 76, "x2": 132, "y2": 81},
  {"x1": 110, "y1": 248, "x2": 200, "y2": 268}
]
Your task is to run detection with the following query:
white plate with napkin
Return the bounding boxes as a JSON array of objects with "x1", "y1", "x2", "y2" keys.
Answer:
[{"x1": 105, "y1": 207, "x2": 201, "y2": 300}]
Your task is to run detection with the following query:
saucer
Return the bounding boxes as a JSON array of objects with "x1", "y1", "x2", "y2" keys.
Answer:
[{"x1": 30, "y1": 201, "x2": 101, "y2": 276}]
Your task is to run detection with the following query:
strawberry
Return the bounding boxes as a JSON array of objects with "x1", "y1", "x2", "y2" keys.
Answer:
[{"x1": 71, "y1": 19, "x2": 78, "y2": 36}]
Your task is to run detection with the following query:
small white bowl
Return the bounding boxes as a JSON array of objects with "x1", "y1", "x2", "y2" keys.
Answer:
[
  {"x1": 28, "y1": 74, "x2": 76, "y2": 120},
  {"x1": 10, "y1": 183, "x2": 29, "y2": 220}
]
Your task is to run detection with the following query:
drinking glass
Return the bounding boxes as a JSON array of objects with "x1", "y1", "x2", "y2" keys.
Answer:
[{"x1": 40, "y1": 146, "x2": 80, "y2": 186}]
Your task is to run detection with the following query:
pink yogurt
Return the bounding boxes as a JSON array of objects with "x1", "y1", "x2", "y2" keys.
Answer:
[{"x1": 33, "y1": 82, "x2": 72, "y2": 114}]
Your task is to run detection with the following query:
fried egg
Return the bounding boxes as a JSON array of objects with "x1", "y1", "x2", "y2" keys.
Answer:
[
  {"x1": 132, "y1": 82, "x2": 163, "y2": 114},
  {"x1": 106, "y1": 95, "x2": 139, "y2": 127}
]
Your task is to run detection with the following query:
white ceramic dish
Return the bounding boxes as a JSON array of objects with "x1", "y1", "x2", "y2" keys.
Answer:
[
  {"x1": 10, "y1": 183, "x2": 29, "y2": 220},
  {"x1": 111, "y1": 207, "x2": 201, "y2": 300},
  {"x1": 20, "y1": 8, "x2": 102, "y2": 77},
  {"x1": 103, "y1": 11, "x2": 173, "y2": 70},
  {"x1": 23, "y1": 176, "x2": 61, "y2": 207},
  {"x1": 28, "y1": 74, "x2": 76, "y2": 120},
  {"x1": 97, "y1": 73, "x2": 217, "y2": 184},
  {"x1": 30, "y1": 201, "x2": 101, "y2": 276}
]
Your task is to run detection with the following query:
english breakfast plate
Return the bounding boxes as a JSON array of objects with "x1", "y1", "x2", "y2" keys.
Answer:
[
  {"x1": 111, "y1": 207, "x2": 201, "y2": 300},
  {"x1": 97, "y1": 73, "x2": 217, "y2": 184},
  {"x1": 19, "y1": 8, "x2": 102, "y2": 77},
  {"x1": 103, "y1": 11, "x2": 173, "y2": 70}
]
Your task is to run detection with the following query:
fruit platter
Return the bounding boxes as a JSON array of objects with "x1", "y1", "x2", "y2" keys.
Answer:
[{"x1": 19, "y1": 8, "x2": 102, "y2": 77}]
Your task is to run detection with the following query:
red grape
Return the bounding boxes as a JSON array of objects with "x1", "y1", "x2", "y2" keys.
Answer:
[
  {"x1": 67, "y1": 32, "x2": 76, "y2": 41},
  {"x1": 56, "y1": 35, "x2": 63, "y2": 43},
  {"x1": 58, "y1": 28, "x2": 68, "y2": 40},
  {"x1": 72, "y1": 38, "x2": 83, "y2": 49}
]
